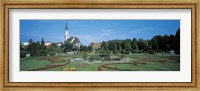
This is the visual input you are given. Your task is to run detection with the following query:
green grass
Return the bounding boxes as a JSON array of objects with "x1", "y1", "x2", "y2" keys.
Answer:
[
  {"x1": 106, "y1": 61, "x2": 180, "y2": 71},
  {"x1": 20, "y1": 57, "x2": 51, "y2": 71},
  {"x1": 42, "y1": 62, "x2": 104, "y2": 71},
  {"x1": 20, "y1": 53, "x2": 180, "y2": 71}
]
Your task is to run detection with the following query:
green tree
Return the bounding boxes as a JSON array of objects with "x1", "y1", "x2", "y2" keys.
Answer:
[
  {"x1": 64, "y1": 42, "x2": 73, "y2": 52},
  {"x1": 137, "y1": 38, "x2": 149, "y2": 52},
  {"x1": 51, "y1": 43, "x2": 57, "y2": 48},
  {"x1": 174, "y1": 28, "x2": 180, "y2": 54},
  {"x1": 30, "y1": 43, "x2": 40, "y2": 57},
  {"x1": 117, "y1": 42, "x2": 122, "y2": 53},
  {"x1": 113, "y1": 44, "x2": 118, "y2": 54},
  {"x1": 101, "y1": 50, "x2": 107, "y2": 55},
  {"x1": 26, "y1": 39, "x2": 33, "y2": 52},
  {"x1": 132, "y1": 38, "x2": 138, "y2": 53},
  {"x1": 101, "y1": 41, "x2": 108, "y2": 51},
  {"x1": 40, "y1": 38, "x2": 46, "y2": 49},
  {"x1": 132, "y1": 42, "x2": 138, "y2": 53},
  {"x1": 40, "y1": 49, "x2": 47, "y2": 56},
  {"x1": 20, "y1": 50, "x2": 28, "y2": 58},
  {"x1": 73, "y1": 46, "x2": 80, "y2": 51},
  {"x1": 20, "y1": 43, "x2": 24, "y2": 50},
  {"x1": 29, "y1": 39, "x2": 33, "y2": 44},
  {"x1": 151, "y1": 35, "x2": 162, "y2": 51},
  {"x1": 80, "y1": 45, "x2": 88, "y2": 52},
  {"x1": 95, "y1": 48, "x2": 99, "y2": 54},
  {"x1": 48, "y1": 45, "x2": 57, "y2": 56},
  {"x1": 124, "y1": 40, "x2": 132, "y2": 54}
]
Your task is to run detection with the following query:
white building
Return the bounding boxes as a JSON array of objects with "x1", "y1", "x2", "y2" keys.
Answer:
[
  {"x1": 64, "y1": 21, "x2": 81, "y2": 48},
  {"x1": 22, "y1": 42, "x2": 29, "y2": 46},
  {"x1": 45, "y1": 41, "x2": 52, "y2": 46},
  {"x1": 56, "y1": 42, "x2": 62, "y2": 47}
]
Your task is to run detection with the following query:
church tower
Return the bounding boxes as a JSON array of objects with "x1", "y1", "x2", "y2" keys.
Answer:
[{"x1": 64, "y1": 21, "x2": 70, "y2": 41}]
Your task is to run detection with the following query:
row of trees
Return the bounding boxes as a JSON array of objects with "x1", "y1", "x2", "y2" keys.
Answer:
[
  {"x1": 97, "y1": 28, "x2": 180, "y2": 54},
  {"x1": 20, "y1": 38, "x2": 64, "y2": 58},
  {"x1": 63, "y1": 42, "x2": 93, "y2": 52}
]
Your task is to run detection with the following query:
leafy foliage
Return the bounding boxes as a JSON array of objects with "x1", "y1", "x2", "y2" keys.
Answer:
[
  {"x1": 89, "y1": 55, "x2": 101, "y2": 61},
  {"x1": 99, "y1": 28, "x2": 180, "y2": 54},
  {"x1": 30, "y1": 43, "x2": 40, "y2": 57},
  {"x1": 20, "y1": 50, "x2": 28, "y2": 58}
]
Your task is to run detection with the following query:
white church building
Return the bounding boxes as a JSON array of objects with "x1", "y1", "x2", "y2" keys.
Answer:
[{"x1": 64, "y1": 22, "x2": 81, "y2": 48}]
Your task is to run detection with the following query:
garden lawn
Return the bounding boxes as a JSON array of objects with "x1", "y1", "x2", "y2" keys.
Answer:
[
  {"x1": 106, "y1": 61, "x2": 179, "y2": 71},
  {"x1": 20, "y1": 57, "x2": 51, "y2": 71},
  {"x1": 20, "y1": 53, "x2": 180, "y2": 71},
  {"x1": 42, "y1": 62, "x2": 104, "y2": 71}
]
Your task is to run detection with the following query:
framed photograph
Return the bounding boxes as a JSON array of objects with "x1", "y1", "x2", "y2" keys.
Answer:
[{"x1": 1, "y1": 0, "x2": 199, "y2": 91}]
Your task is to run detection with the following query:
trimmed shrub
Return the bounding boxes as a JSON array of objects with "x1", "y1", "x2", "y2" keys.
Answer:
[
  {"x1": 20, "y1": 51, "x2": 28, "y2": 58},
  {"x1": 40, "y1": 49, "x2": 47, "y2": 56}
]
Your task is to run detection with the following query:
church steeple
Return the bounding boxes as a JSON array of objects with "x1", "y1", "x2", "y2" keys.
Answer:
[
  {"x1": 65, "y1": 21, "x2": 68, "y2": 30},
  {"x1": 64, "y1": 21, "x2": 70, "y2": 41}
]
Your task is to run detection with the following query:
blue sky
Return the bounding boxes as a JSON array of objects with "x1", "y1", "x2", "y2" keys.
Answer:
[{"x1": 20, "y1": 20, "x2": 180, "y2": 46}]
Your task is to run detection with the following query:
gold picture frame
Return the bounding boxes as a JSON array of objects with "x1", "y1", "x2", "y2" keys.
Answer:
[{"x1": 0, "y1": 0, "x2": 199, "y2": 91}]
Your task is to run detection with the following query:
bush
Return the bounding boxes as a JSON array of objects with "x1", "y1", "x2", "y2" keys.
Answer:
[
  {"x1": 40, "y1": 49, "x2": 47, "y2": 56},
  {"x1": 121, "y1": 50, "x2": 126, "y2": 54},
  {"x1": 120, "y1": 54, "x2": 125, "y2": 59},
  {"x1": 148, "y1": 50, "x2": 154, "y2": 54},
  {"x1": 113, "y1": 49, "x2": 118, "y2": 54},
  {"x1": 101, "y1": 50, "x2": 107, "y2": 55},
  {"x1": 132, "y1": 50, "x2": 138, "y2": 53},
  {"x1": 89, "y1": 55, "x2": 101, "y2": 61},
  {"x1": 82, "y1": 52, "x2": 88, "y2": 60},
  {"x1": 157, "y1": 50, "x2": 162, "y2": 52},
  {"x1": 107, "y1": 50, "x2": 111, "y2": 54},
  {"x1": 48, "y1": 51, "x2": 56, "y2": 56},
  {"x1": 104, "y1": 54, "x2": 110, "y2": 60},
  {"x1": 20, "y1": 51, "x2": 28, "y2": 58},
  {"x1": 137, "y1": 50, "x2": 142, "y2": 53}
]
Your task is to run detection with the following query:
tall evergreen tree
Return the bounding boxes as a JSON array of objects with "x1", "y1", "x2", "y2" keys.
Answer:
[
  {"x1": 40, "y1": 38, "x2": 46, "y2": 49},
  {"x1": 28, "y1": 39, "x2": 33, "y2": 44},
  {"x1": 101, "y1": 41, "x2": 107, "y2": 51}
]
